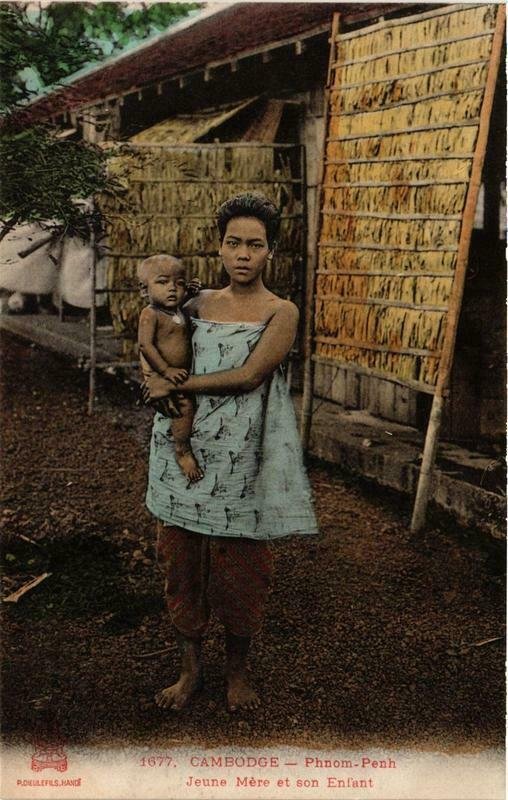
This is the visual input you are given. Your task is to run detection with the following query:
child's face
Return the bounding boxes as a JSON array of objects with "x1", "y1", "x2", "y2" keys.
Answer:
[
  {"x1": 145, "y1": 265, "x2": 187, "y2": 310},
  {"x1": 219, "y1": 216, "x2": 272, "y2": 285}
]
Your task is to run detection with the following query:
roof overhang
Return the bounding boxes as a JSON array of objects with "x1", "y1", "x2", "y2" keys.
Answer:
[{"x1": 13, "y1": 2, "x2": 432, "y2": 127}]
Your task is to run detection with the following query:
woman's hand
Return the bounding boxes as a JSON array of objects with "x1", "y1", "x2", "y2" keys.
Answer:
[
  {"x1": 142, "y1": 371, "x2": 174, "y2": 401},
  {"x1": 142, "y1": 373, "x2": 183, "y2": 418}
]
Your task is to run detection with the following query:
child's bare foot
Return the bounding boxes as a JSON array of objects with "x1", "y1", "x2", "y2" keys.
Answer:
[
  {"x1": 175, "y1": 448, "x2": 204, "y2": 483},
  {"x1": 227, "y1": 671, "x2": 260, "y2": 712},
  {"x1": 155, "y1": 671, "x2": 203, "y2": 711}
]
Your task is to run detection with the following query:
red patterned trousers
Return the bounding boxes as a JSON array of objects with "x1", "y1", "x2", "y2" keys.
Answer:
[{"x1": 156, "y1": 522, "x2": 274, "y2": 639}]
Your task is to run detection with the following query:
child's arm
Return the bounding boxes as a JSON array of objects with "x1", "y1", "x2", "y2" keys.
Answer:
[{"x1": 138, "y1": 307, "x2": 188, "y2": 385}]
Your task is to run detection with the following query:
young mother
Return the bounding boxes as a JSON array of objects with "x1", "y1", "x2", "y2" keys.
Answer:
[{"x1": 143, "y1": 193, "x2": 318, "y2": 712}]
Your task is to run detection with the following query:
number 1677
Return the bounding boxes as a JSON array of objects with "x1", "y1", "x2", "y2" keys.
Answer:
[{"x1": 140, "y1": 756, "x2": 174, "y2": 767}]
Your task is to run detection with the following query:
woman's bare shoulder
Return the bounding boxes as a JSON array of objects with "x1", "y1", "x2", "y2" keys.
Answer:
[{"x1": 266, "y1": 296, "x2": 299, "y2": 324}]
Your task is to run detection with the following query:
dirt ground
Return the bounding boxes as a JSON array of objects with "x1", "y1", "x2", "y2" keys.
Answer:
[{"x1": 0, "y1": 330, "x2": 505, "y2": 751}]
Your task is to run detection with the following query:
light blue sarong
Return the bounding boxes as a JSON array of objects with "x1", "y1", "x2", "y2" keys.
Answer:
[{"x1": 146, "y1": 317, "x2": 319, "y2": 540}]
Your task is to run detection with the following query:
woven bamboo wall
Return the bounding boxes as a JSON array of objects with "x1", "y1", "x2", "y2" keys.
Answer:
[
  {"x1": 98, "y1": 143, "x2": 304, "y2": 356},
  {"x1": 315, "y1": 3, "x2": 500, "y2": 392}
]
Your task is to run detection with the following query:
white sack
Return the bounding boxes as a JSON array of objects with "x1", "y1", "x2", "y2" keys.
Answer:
[
  {"x1": 59, "y1": 235, "x2": 106, "y2": 309},
  {"x1": 0, "y1": 222, "x2": 60, "y2": 294}
]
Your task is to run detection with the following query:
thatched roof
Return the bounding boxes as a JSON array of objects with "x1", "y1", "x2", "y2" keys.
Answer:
[
  {"x1": 16, "y1": 2, "x2": 419, "y2": 126},
  {"x1": 129, "y1": 98, "x2": 258, "y2": 144}
]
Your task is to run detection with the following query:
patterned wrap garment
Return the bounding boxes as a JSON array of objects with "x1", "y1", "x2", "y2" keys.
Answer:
[{"x1": 146, "y1": 317, "x2": 319, "y2": 540}]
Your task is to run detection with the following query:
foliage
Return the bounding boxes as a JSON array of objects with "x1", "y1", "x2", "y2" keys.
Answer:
[
  {"x1": 0, "y1": 2, "x2": 200, "y2": 110},
  {"x1": 0, "y1": 125, "x2": 110, "y2": 236},
  {"x1": 0, "y1": 2, "x2": 200, "y2": 236}
]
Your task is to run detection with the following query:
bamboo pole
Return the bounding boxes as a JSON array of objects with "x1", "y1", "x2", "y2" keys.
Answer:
[
  {"x1": 317, "y1": 270, "x2": 455, "y2": 277},
  {"x1": 337, "y1": 3, "x2": 485, "y2": 41},
  {"x1": 88, "y1": 228, "x2": 97, "y2": 416},
  {"x1": 338, "y1": 59, "x2": 489, "y2": 91},
  {"x1": 325, "y1": 155, "x2": 475, "y2": 164},
  {"x1": 329, "y1": 119, "x2": 481, "y2": 142},
  {"x1": 337, "y1": 85, "x2": 489, "y2": 117},
  {"x1": 123, "y1": 142, "x2": 299, "y2": 149},
  {"x1": 315, "y1": 336, "x2": 441, "y2": 357},
  {"x1": 319, "y1": 242, "x2": 459, "y2": 252},
  {"x1": 128, "y1": 177, "x2": 302, "y2": 184},
  {"x1": 300, "y1": 12, "x2": 340, "y2": 448},
  {"x1": 332, "y1": 29, "x2": 495, "y2": 67},
  {"x1": 55, "y1": 241, "x2": 65, "y2": 323},
  {"x1": 322, "y1": 179, "x2": 466, "y2": 187},
  {"x1": 316, "y1": 296, "x2": 447, "y2": 311},
  {"x1": 292, "y1": 142, "x2": 308, "y2": 392},
  {"x1": 321, "y1": 211, "x2": 463, "y2": 220},
  {"x1": 410, "y1": 3, "x2": 505, "y2": 534}
]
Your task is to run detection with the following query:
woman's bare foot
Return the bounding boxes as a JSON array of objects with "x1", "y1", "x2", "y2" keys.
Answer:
[
  {"x1": 175, "y1": 447, "x2": 204, "y2": 483},
  {"x1": 227, "y1": 671, "x2": 260, "y2": 712},
  {"x1": 156, "y1": 632, "x2": 202, "y2": 711},
  {"x1": 225, "y1": 632, "x2": 259, "y2": 712},
  {"x1": 155, "y1": 671, "x2": 203, "y2": 710}
]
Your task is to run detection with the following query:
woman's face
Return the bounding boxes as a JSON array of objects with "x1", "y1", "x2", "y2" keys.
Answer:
[{"x1": 219, "y1": 216, "x2": 272, "y2": 285}]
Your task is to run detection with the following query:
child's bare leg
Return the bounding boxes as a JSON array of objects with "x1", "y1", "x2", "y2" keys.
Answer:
[
  {"x1": 225, "y1": 632, "x2": 260, "y2": 712},
  {"x1": 172, "y1": 395, "x2": 203, "y2": 483},
  {"x1": 155, "y1": 630, "x2": 203, "y2": 711}
]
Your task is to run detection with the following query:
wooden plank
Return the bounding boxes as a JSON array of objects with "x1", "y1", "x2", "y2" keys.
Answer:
[
  {"x1": 312, "y1": 360, "x2": 326, "y2": 398},
  {"x1": 331, "y1": 366, "x2": 347, "y2": 406},
  {"x1": 393, "y1": 383, "x2": 418, "y2": 425},
  {"x1": 243, "y1": 100, "x2": 286, "y2": 143},
  {"x1": 345, "y1": 369, "x2": 360, "y2": 409},
  {"x1": 378, "y1": 380, "x2": 396, "y2": 419},
  {"x1": 359, "y1": 374, "x2": 375, "y2": 414},
  {"x1": 311, "y1": 355, "x2": 436, "y2": 395}
]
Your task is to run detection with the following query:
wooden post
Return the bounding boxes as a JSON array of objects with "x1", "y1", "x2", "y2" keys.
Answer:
[
  {"x1": 55, "y1": 239, "x2": 65, "y2": 323},
  {"x1": 410, "y1": 4, "x2": 506, "y2": 534},
  {"x1": 88, "y1": 228, "x2": 97, "y2": 416},
  {"x1": 300, "y1": 12, "x2": 340, "y2": 448}
]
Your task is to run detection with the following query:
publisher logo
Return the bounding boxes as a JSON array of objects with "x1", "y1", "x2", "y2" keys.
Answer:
[{"x1": 31, "y1": 739, "x2": 68, "y2": 773}]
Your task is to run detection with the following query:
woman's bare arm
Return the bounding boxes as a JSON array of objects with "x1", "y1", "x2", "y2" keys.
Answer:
[
  {"x1": 185, "y1": 302, "x2": 298, "y2": 394},
  {"x1": 143, "y1": 301, "x2": 299, "y2": 402}
]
